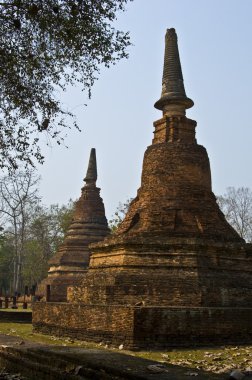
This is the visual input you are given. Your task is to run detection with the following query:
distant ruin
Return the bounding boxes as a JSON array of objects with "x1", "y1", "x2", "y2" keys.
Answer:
[
  {"x1": 36, "y1": 148, "x2": 109, "y2": 302},
  {"x1": 33, "y1": 29, "x2": 252, "y2": 349}
]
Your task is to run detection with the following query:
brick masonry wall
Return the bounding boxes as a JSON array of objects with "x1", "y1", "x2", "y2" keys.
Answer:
[
  {"x1": 37, "y1": 273, "x2": 86, "y2": 302},
  {"x1": 133, "y1": 307, "x2": 252, "y2": 348},
  {"x1": 113, "y1": 141, "x2": 241, "y2": 242},
  {"x1": 70, "y1": 242, "x2": 252, "y2": 308},
  {"x1": 32, "y1": 303, "x2": 252, "y2": 349},
  {"x1": 32, "y1": 302, "x2": 135, "y2": 347}
]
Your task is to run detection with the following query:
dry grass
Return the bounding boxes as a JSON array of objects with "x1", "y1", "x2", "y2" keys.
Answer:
[{"x1": 0, "y1": 321, "x2": 251, "y2": 375}]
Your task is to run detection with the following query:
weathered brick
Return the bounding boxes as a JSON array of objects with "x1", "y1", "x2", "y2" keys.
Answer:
[{"x1": 33, "y1": 28, "x2": 252, "y2": 349}]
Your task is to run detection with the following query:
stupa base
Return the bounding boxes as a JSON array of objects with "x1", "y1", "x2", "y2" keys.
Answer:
[
  {"x1": 36, "y1": 269, "x2": 88, "y2": 302},
  {"x1": 33, "y1": 303, "x2": 252, "y2": 349}
]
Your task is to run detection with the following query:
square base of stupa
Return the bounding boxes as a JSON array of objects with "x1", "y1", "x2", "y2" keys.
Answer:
[{"x1": 33, "y1": 302, "x2": 252, "y2": 349}]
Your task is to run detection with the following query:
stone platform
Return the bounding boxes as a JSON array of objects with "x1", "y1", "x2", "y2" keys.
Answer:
[
  {"x1": 68, "y1": 239, "x2": 252, "y2": 308},
  {"x1": 33, "y1": 302, "x2": 252, "y2": 350}
]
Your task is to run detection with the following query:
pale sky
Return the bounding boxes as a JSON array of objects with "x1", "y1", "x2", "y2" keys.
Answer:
[{"x1": 37, "y1": 0, "x2": 252, "y2": 220}]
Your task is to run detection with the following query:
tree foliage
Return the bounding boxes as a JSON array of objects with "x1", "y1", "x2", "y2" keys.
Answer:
[
  {"x1": 217, "y1": 187, "x2": 252, "y2": 242},
  {"x1": 0, "y1": 233, "x2": 14, "y2": 294},
  {"x1": 21, "y1": 201, "x2": 75, "y2": 288},
  {"x1": 109, "y1": 197, "x2": 132, "y2": 232},
  {"x1": 0, "y1": 0, "x2": 131, "y2": 170}
]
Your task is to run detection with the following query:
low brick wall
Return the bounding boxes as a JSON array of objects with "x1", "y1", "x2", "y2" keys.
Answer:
[
  {"x1": 32, "y1": 302, "x2": 252, "y2": 349},
  {"x1": 134, "y1": 307, "x2": 252, "y2": 348},
  {"x1": 0, "y1": 310, "x2": 32, "y2": 323},
  {"x1": 33, "y1": 302, "x2": 135, "y2": 347}
]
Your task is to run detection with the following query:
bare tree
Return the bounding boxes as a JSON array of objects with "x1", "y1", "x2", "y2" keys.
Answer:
[
  {"x1": 0, "y1": 170, "x2": 40, "y2": 292},
  {"x1": 217, "y1": 187, "x2": 252, "y2": 242}
]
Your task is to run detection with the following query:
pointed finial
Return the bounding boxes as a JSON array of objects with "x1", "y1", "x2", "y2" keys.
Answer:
[
  {"x1": 84, "y1": 148, "x2": 97, "y2": 185},
  {"x1": 154, "y1": 28, "x2": 194, "y2": 116}
]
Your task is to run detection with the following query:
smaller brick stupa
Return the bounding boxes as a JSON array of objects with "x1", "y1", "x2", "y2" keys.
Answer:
[{"x1": 37, "y1": 148, "x2": 110, "y2": 301}]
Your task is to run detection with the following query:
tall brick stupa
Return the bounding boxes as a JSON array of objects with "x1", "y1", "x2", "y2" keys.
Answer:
[
  {"x1": 33, "y1": 29, "x2": 252, "y2": 349},
  {"x1": 36, "y1": 148, "x2": 110, "y2": 302}
]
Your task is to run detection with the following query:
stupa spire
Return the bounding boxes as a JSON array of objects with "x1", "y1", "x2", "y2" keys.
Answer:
[
  {"x1": 84, "y1": 148, "x2": 97, "y2": 185},
  {"x1": 154, "y1": 28, "x2": 194, "y2": 116}
]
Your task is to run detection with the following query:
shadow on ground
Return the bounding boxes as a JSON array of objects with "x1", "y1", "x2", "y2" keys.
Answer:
[{"x1": 0, "y1": 334, "x2": 236, "y2": 379}]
